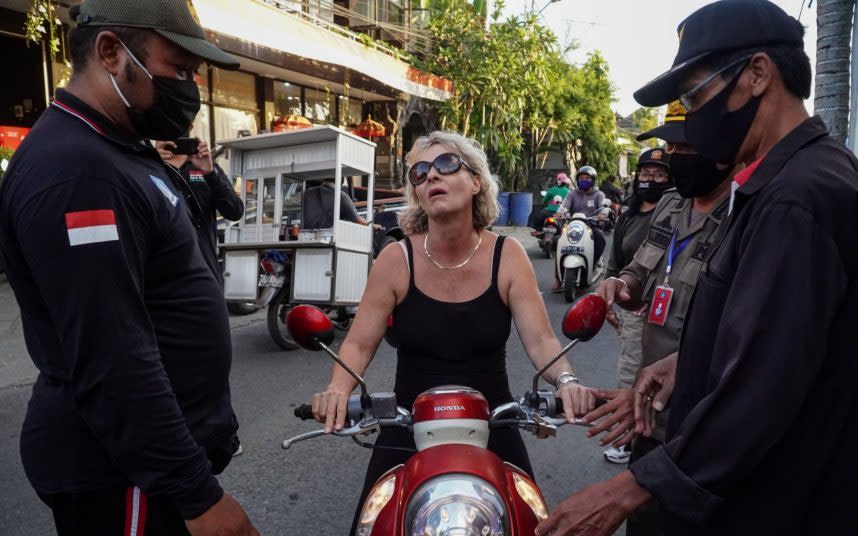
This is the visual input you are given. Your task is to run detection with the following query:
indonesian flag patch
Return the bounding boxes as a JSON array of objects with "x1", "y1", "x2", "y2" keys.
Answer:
[{"x1": 65, "y1": 210, "x2": 119, "y2": 246}]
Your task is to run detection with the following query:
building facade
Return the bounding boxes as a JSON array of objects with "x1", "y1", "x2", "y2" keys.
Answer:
[{"x1": 0, "y1": 0, "x2": 451, "y2": 186}]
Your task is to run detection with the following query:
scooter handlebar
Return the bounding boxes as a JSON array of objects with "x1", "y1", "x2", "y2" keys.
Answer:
[{"x1": 294, "y1": 404, "x2": 315, "y2": 420}]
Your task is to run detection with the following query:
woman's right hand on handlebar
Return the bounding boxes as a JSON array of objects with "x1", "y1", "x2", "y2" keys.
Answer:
[{"x1": 312, "y1": 385, "x2": 351, "y2": 433}]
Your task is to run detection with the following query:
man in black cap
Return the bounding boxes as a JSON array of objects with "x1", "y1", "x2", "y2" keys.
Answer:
[
  {"x1": 537, "y1": 1, "x2": 858, "y2": 534},
  {"x1": 0, "y1": 1, "x2": 258, "y2": 535}
]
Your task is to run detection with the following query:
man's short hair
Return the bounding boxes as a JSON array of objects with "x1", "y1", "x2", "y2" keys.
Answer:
[
  {"x1": 698, "y1": 41, "x2": 812, "y2": 100},
  {"x1": 68, "y1": 5, "x2": 150, "y2": 71}
]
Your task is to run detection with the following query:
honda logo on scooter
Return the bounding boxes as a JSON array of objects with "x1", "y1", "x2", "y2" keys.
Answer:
[{"x1": 434, "y1": 405, "x2": 466, "y2": 412}]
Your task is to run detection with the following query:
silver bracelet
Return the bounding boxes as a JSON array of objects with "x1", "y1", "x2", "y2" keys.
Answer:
[
  {"x1": 555, "y1": 372, "x2": 580, "y2": 389},
  {"x1": 610, "y1": 277, "x2": 629, "y2": 291}
]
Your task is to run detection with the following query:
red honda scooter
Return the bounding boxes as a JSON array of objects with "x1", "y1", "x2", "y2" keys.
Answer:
[{"x1": 283, "y1": 294, "x2": 607, "y2": 535}]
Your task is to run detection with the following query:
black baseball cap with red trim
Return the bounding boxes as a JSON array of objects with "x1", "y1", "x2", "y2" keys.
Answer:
[
  {"x1": 634, "y1": 0, "x2": 804, "y2": 107},
  {"x1": 73, "y1": 0, "x2": 240, "y2": 70},
  {"x1": 637, "y1": 148, "x2": 670, "y2": 170}
]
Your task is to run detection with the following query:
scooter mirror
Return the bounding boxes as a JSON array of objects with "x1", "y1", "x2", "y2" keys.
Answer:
[
  {"x1": 286, "y1": 305, "x2": 335, "y2": 350},
  {"x1": 561, "y1": 294, "x2": 607, "y2": 342}
]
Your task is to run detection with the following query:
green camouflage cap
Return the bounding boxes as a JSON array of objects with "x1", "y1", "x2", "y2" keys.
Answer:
[{"x1": 75, "y1": 0, "x2": 240, "y2": 70}]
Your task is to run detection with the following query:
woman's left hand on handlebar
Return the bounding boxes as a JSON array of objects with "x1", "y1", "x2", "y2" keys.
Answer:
[
  {"x1": 581, "y1": 388, "x2": 636, "y2": 447},
  {"x1": 556, "y1": 382, "x2": 597, "y2": 421}
]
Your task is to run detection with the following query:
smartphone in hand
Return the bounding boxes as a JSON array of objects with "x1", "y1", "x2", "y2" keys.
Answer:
[{"x1": 171, "y1": 137, "x2": 200, "y2": 155}]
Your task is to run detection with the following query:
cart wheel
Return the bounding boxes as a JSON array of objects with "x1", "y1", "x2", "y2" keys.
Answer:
[{"x1": 267, "y1": 297, "x2": 300, "y2": 350}]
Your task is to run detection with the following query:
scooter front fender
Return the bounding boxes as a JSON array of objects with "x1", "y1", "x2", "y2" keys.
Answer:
[{"x1": 562, "y1": 255, "x2": 586, "y2": 270}]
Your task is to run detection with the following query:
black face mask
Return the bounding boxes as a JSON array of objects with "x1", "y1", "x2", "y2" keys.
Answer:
[
  {"x1": 110, "y1": 41, "x2": 201, "y2": 140},
  {"x1": 669, "y1": 152, "x2": 732, "y2": 198},
  {"x1": 684, "y1": 64, "x2": 761, "y2": 164},
  {"x1": 634, "y1": 179, "x2": 671, "y2": 204}
]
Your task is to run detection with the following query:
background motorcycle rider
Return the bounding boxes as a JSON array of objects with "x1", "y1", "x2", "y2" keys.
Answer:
[
  {"x1": 309, "y1": 131, "x2": 596, "y2": 534},
  {"x1": 601, "y1": 147, "x2": 671, "y2": 465},
  {"x1": 530, "y1": 172, "x2": 572, "y2": 230},
  {"x1": 552, "y1": 165, "x2": 605, "y2": 292},
  {"x1": 601, "y1": 174, "x2": 623, "y2": 206}
]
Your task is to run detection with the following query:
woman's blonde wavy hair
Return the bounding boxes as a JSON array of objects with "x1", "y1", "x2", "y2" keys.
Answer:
[{"x1": 399, "y1": 131, "x2": 499, "y2": 234}]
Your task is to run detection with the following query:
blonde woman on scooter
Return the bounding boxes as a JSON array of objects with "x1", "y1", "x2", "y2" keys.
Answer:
[{"x1": 310, "y1": 131, "x2": 596, "y2": 533}]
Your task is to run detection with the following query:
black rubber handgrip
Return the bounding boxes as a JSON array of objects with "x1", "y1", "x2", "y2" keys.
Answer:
[{"x1": 294, "y1": 404, "x2": 315, "y2": 420}]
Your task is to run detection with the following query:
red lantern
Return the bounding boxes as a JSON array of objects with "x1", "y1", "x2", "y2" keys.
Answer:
[
  {"x1": 272, "y1": 114, "x2": 313, "y2": 132},
  {"x1": 352, "y1": 115, "x2": 386, "y2": 138}
]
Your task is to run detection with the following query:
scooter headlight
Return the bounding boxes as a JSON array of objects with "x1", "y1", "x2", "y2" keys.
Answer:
[
  {"x1": 356, "y1": 473, "x2": 396, "y2": 535},
  {"x1": 405, "y1": 474, "x2": 508, "y2": 536},
  {"x1": 512, "y1": 473, "x2": 547, "y2": 521},
  {"x1": 567, "y1": 223, "x2": 586, "y2": 244}
]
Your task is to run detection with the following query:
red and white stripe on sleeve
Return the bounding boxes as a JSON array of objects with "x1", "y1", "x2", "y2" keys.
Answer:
[{"x1": 65, "y1": 209, "x2": 119, "y2": 247}]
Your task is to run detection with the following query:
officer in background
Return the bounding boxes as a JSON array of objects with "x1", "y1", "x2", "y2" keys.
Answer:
[
  {"x1": 582, "y1": 100, "x2": 735, "y2": 535},
  {"x1": 0, "y1": 1, "x2": 257, "y2": 534}
]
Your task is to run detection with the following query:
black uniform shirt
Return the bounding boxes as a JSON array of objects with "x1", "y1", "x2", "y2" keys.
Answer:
[
  {"x1": 0, "y1": 89, "x2": 236, "y2": 519},
  {"x1": 181, "y1": 162, "x2": 243, "y2": 285},
  {"x1": 630, "y1": 117, "x2": 858, "y2": 534},
  {"x1": 606, "y1": 206, "x2": 654, "y2": 278}
]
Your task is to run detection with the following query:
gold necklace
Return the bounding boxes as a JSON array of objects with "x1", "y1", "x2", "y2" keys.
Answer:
[{"x1": 424, "y1": 233, "x2": 483, "y2": 271}]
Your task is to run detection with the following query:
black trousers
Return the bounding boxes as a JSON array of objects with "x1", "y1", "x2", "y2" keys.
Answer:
[
  {"x1": 38, "y1": 487, "x2": 190, "y2": 536},
  {"x1": 627, "y1": 436, "x2": 665, "y2": 536},
  {"x1": 529, "y1": 208, "x2": 552, "y2": 229}
]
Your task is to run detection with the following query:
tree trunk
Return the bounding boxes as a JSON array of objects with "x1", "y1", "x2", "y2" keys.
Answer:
[{"x1": 814, "y1": 0, "x2": 855, "y2": 143}]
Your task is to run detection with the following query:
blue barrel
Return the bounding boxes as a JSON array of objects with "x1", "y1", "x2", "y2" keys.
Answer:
[
  {"x1": 509, "y1": 192, "x2": 533, "y2": 226},
  {"x1": 496, "y1": 192, "x2": 511, "y2": 226}
]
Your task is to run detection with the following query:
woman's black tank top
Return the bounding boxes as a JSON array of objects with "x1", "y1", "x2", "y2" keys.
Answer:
[{"x1": 389, "y1": 235, "x2": 513, "y2": 409}]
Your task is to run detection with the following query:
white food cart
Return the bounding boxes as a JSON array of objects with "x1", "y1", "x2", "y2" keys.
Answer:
[{"x1": 218, "y1": 125, "x2": 377, "y2": 349}]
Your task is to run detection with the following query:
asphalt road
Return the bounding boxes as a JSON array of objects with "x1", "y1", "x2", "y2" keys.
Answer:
[{"x1": 0, "y1": 228, "x2": 626, "y2": 535}]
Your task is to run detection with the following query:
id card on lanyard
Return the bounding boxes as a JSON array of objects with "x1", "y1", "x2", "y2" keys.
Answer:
[{"x1": 648, "y1": 229, "x2": 692, "y2": 326}]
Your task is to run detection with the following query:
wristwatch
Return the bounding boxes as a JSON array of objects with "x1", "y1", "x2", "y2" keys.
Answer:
[{"x1": 554, "y1": 372, "x2": 580, "y2": 389}]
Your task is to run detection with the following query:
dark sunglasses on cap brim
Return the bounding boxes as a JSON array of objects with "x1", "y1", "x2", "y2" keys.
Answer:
[{"x1": 407, "y1": 153, "x2": 475, "y2": 186}]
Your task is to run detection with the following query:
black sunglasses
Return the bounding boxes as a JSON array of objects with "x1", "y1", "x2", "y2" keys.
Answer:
[{"x1": 407, "y1": 153, "x2": 475, "y2": 186}]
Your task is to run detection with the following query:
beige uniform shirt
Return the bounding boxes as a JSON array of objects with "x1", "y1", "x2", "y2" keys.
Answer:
[{"x1": 620, "y1": 190, "x2": 729, "y2": 439}]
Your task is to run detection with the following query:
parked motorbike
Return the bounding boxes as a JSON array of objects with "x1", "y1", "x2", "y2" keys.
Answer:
[
  {"x1": 531, "y1": 191, "x2": 563, "y2": 258},
  {"x1": 256, "y1": 250, "x2": 355, "y2": 350},
  {"x1": 531, "y1": 214, "x2": 560, "y2": 258},
  {"x1": 282, "y1": 294, "x2": 607, "y2": 535},
  {"x1": 555, "y1": 213, "x2": 606, "y2": 303}
]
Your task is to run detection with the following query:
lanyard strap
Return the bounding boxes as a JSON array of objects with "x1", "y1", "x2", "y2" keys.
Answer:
[{"x1": 665, "y1": 229, "x2": 693, "y2": 282}]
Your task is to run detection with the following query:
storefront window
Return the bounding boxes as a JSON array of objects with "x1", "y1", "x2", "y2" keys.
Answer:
[
  {"x1": 340, "y1": 97, "x2": 363, "y2": 128},
  {"x1": 274, "y1": 82, "x2": 302, "y2": 117},
  {"x1": 305, "y1": 88, "x2": 335, "y2": 124},
  {"x1": 213, "y1": 106, "x2": 258, "y2": 143},
  {"x1": 212, "y1": 69, "x2": 257, "y2": 111}
]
